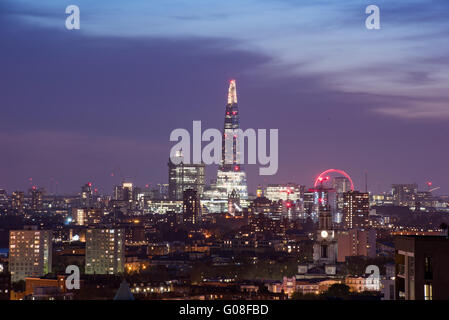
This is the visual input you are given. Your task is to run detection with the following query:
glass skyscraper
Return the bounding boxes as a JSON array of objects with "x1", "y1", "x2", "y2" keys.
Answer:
[
  {"x1": 168, "y1": 151, "x2": 205, "y2": 200},
  {"x1": 215, "y1": 79, "x2": 248, "y2": 204}
]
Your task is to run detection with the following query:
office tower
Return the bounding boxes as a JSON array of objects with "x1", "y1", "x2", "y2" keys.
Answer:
[
  {"x1": 413, "y1": 191, "x2": 435, "y2": 210},
  {"x1": 303, "y1": 189, "x2": 316, "y2": 218},
  {"x1": 11, "y1": 191, "x2": 24, "y2": 213},
  {"x1": 392, "y1": 183, "x2": 418, "y2": 206},
  {"x1": 168, "y1": 151, "x2": 205, "y2": 200},
  {"x1": 80, "y1": 182, "x2": 93, "y2": 207},
  {"x1": 343, "y1": 191, "x2": 370, "y2": 229},
  {"x1": 337, "y1": 229, "x2": 376, "y2": 262},
  {"x1": 9, "y1": 227, "x2": 52, "y2": 282},
  {"x1": 182, "y1": 189, "x2": 201, "y2": 224},
  {"x1": 395, "y1": 235, "x2": 449, "y2": 300},
  {"x1": 215, "y1": 80, "x2": 248, "y2": 202},
  {"x1": 114, "y1": 182, "x2": 133, "y2": 202},
  {"x1": 308, "y1": 186, "x2": 330, "y2": 222},
  {"x1": 332, "y1": 177, "x2": 351, "y2": 223},
  {"x1": 85, "y1": 228, "x2": 125, "y2": 275},
  {"x1": 332, "y1": 177, "x2": 351, "y2": 194},
  {"x1": 29, "y1": 187, "x2": 43, "y2": 211}
]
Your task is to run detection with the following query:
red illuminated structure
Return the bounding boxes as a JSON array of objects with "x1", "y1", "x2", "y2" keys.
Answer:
[{"x1": 314, "y1": 169, "x2": 354, "y2": 191}]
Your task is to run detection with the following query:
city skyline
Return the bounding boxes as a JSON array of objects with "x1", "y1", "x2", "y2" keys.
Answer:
[
  {"x1": 1, "y1": 0, "x2": 449, "y2": 195},
  {"x1": 2, "y1": 0, "x2": 449, "y2": 306}
]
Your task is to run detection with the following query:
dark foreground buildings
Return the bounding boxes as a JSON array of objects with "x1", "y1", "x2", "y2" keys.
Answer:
[{"x1": 395, "y1": 235, "x2": 449, "y2": 300}]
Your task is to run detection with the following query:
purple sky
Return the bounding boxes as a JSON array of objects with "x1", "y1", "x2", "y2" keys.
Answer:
[{"x1": 1, "y1": 0, "x2": 449, "y2": 195}]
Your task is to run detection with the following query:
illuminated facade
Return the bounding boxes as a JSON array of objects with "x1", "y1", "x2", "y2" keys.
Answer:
[
  {"x1": 343, "y1": 191, "x2": 370, "y2": 229},
  {"x1": 29, "y1": 187, "x2": 43, "y2": 211},
  {"x1": 183, "y1": 189, "x2": 201, "y2": 224},
  {"x1": 11, "y1": 191, "x2": 24, "y2": 212},
  {"x1": 85, "y1": 228, "x2": 124, "y2": 275},
  {"x1": 265, "y1": 184, "x2": 303, "y2": 202},
  {"x1": 168, "y1": 151, "x2": 205, "y2": 200},
  {"x1": 73, "y1": 208, "x2": 86, "y2": 226},
  {"x1": 392, "y1": 183, "x2": 418, "y2": 206},
  {"x1": 214, "y1": 80, "x2": 248, "y2": 205},
  {"x1": 80, "y1": 182, "x2": 94, "y2": 207},
  {"x1": 346, "y1": 276, "x2": 380, "y2": 292},
  {"x1": 114, "y1": 182, "x2": 134, "y2": 201},
  {"x1": 337, "y1": 229, "x2": 376, "y2": 262},
  {"x1": 332, "y1": 176, "x2": 351, "y2": 223},
  {"x1": 9, "y1": 228, "x2": 52, "y2": 282},
  {"x1": 144, "y1": 200, "x2": 183, "y2": 214}
]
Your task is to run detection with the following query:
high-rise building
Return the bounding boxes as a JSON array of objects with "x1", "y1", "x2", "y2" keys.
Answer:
[
  {"x1": 343, "y1": 191, "x2": 370, "y2": 229},
  {"x1": 114, "y1": 182, "x2": 134, "y2": 202},
  {"x1": 215, "y1": 80, "x2": 248, "y2": 204},
  {"x1": 29, "y1": 187, "x2": 43, "y2": 211},
  {"x1": 392, "y1": 183, "x2": 418, "y2": 206},
  {"x1": 168, "y1": 151, "x2": 205, "y2": 200},
  {"x1": 85, "y1": 228, "x2": 125, "y2": 275},
  {"x1": 9, "y1": 227, "x2": 52, "y2": 282},
  {"x1": 332, "y1": 177, "x2": 352, "y2": 194},
  {"x1": 332, "y1": 177, "x2": 351, "y2": 223},
  {"x1": 306, "y1": 186, "x2": 330, "y2": 222},
  {"x1": 11, "y1": 191, "x2": 24, "y2": 213},
  {"x1": 182, "y1": 189, "x2": 201, "y2": 224},
  {"x1": 72, "y1": 208, "x2": 86, "y2": 226},
  {"x1": 80, "y1": 182, "x2": 94, "y2": 208},
  {"x1": 303, "y1": 189, "x2": 316, "y2": 218}
]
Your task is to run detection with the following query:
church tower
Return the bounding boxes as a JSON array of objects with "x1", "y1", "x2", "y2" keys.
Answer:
[{"x1": 312, "y1": 187, "x2": 338, "y2": 273}]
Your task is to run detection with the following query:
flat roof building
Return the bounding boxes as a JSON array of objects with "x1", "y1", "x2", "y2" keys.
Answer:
[
  {"x1": 85, "y1": 228, "x2": 124, "y2": 275},
  {"x1": 9, "y1": 228, "x2": 52, "y2": 282}
]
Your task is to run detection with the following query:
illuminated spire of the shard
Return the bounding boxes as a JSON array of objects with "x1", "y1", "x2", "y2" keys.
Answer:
[
  {"x1": 216, "y1": 79, "x2": 248, "y2": 204},
  {"x1": 227, "y1": 79, "x2": 237, "y2": 105}
]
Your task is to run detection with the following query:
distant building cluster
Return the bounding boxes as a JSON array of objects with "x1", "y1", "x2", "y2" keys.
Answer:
[{"x1": 0, "y1": 80, "x2": 448, "y2": 300}]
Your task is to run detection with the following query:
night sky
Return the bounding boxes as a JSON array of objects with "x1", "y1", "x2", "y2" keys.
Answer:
[{"x1": 1, "y1": 0, "x2": 448, "y2": 195}]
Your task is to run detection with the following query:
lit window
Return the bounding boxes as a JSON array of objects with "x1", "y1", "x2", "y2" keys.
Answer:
[{"x1": 424, "y1": 284, "x2": 432, "y2": 300}]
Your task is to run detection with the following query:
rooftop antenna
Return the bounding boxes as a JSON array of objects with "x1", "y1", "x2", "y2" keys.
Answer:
[{"x1": 365, "y1": 172, "x2": 368, "y2": 193}]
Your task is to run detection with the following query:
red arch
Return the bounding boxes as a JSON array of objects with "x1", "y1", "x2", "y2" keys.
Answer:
[{"x1": 314, "y1": 169, "x2": 354, "y2": 191}]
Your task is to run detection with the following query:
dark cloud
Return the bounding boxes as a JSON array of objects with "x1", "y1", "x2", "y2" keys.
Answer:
[{"x1": 0, "y1": 1, "x2": 448, "y2": 196}]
